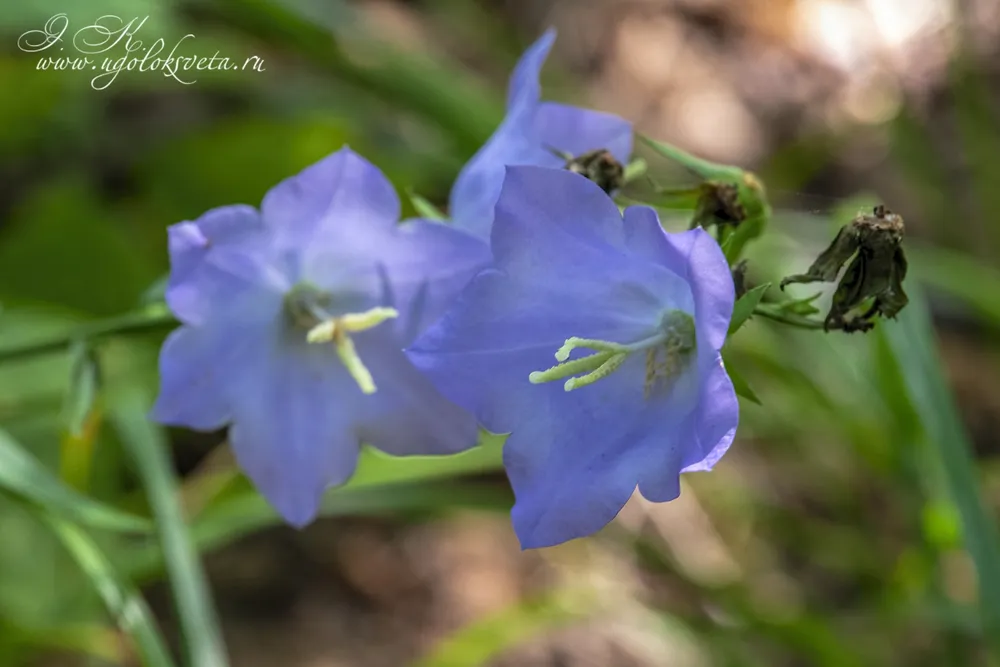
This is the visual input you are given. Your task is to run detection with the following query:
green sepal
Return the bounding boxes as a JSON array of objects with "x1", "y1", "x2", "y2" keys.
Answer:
[
  {"x1": 638, "y1": 134, "x2": 770, "y2": 263},
  {"x1": 728, "y1": 283, "x2": 770, "y2": 336}
]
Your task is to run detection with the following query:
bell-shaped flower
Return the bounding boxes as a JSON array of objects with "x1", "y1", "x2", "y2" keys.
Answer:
[
  {"x1": 448, "y1": 28, "x2": 633, "y2": 239},
  {"x1": 153, "y1": 147, "x2": 489, "y2": 526},
  {"x1": 409, "y1": 166, "x2": 739, "y2": 548}
]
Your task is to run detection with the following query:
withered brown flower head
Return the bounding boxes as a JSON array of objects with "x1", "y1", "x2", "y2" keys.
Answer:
[
  {"x1": 780, "y1": 205, "x2": 909, "y2": 333},
  {"x1": 693, "y1": 180, "x2": 746, "y2": 230}
]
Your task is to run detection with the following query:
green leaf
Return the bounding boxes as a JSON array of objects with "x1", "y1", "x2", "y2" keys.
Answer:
[
  {"x1": 638, "y1": 134, "x2": 742, "y2": 181},
  {"x1": 124, "y1": 434, "x2": 508, "y2": 581},
  {"x1": 778, "y1": 292, "x2": 823, "y2": 316},
  {"x1": 110, "y1": 393, "x2": 229, "y2": 667},
  {"x1": 728, "y1": 283, "x2": 770, "y2": 336},
  {"x1": 61, "y1": 340, "x2": 100, "y2": 440},
  {"x1": 33, "y1": 511, "x2": 176, "y2": 667},
  {"x1": 347, "y1": 431, "x2": 504, "y2": 489},
  {"x1": 879, "y1": 284, "x2": 1000, "y2": 654},
  {"x1": 0, "y1": 426, "x2": 151, "y2": 534},
  {"x1": 59, "y1": 340, "x2": 102, "y2": 491},
  {"x1": 126, "y1": 481, "x2": 511, "y2": 582},
  {"x1": 0, "y1": 179, "x2": 158, "y2": 316},
  {"x1": 406, "y1": 189, "x2": 447, "y2": 221},
  {"x1": 907, "y1": 244, "x2": 1000, "y2": 328},
  {"x1": 721, "y1": 353, "x2": 761, "y2": 405}
]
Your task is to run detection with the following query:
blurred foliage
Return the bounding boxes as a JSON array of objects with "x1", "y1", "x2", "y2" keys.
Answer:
[{"x1": 1, "y1": 1, "x2": 1000, "y2": 667}]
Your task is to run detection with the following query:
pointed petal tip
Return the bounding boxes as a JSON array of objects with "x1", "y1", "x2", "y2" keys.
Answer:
[{"x1": 272, "y1": 495, "x2": 322, "y2": 530}]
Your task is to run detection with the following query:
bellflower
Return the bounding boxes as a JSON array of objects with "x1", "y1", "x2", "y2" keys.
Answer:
[
  {"x1": 449, "y1": 28, "x2": 633, "y2": 239},
  {"x1": 409, "y1": 166, "x2": 739, "y2": 549},
  {"x1": 152, "y1": 147, "x2": 488, "y2": 526}
]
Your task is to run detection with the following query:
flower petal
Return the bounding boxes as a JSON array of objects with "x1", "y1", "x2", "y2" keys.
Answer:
[
  {"x1": 491, "y1": 166, "x2": 628, "y2": 270},
  {"x1": 628, "y1": 216, "x2": 735, "y2": 351},
  {"x1": 354, "y1": 328, "x2": 479, "y2": 456},
  {"x1": 503, "y1": 355, "x2": 695, "y2": 548},
  {"x1": 506, "y1": 28, "x2": 556, "y2": 110},
  {"x1": 260, "y1": 147, "x2": 400, "y2": 264},
  {"x1": 154, "y1": 283, "x2": 285, "y2": 430},
  {"x1": 448, "y1": 29, "x2": 560, "y2": 237},
  {"x1": 226, "y1": 335, "x2": 365, "y2": 528},
  {"x1": 448, "y1": 111, "x2": 551, "y2": 238},
  {"x1": 377, "y1": 220, "x2": 491, "y2": 343},
  {"x1": 534, "y1": 102, "x2": 633, "y2": 165},
  {"x1": 165, "y1": 205, "x2": 265, "y2": 325},
  {"x1": 680, "y1": 350, "x2": 739, "y2": 472},
  {"x1": 408, "y1": 258, "x2": 677, "y2": 434},
  {"x1": 151, "y1": 326, "x2": 231, "y2": 430}
]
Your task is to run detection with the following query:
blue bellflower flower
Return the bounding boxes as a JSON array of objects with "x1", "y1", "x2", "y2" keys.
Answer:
[
  {"x1": 153, "y1": 147, "x2": 488, "y2": 526},
  {"x1": 448, "y1": 28, "x2": 633, "y2": 239},
  {"x1": 409, "y1": 166, "x2": 739, "y2": 548}
]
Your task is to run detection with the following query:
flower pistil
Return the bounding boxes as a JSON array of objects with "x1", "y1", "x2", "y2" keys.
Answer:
[
  {"x1": 528, "y1": 310, "x2": 696, "y2": 395},
  {"x1": 284, "y1": 283, "x2": 398, "y2": 394}
]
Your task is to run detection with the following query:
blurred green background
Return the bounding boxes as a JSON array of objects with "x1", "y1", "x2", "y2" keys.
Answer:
[{"x1": 1, "y1": 0, "x2": 1000, "y2": 665}]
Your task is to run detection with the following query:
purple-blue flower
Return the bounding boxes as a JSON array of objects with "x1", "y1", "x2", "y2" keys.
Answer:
[
  {"x1": 448, "y1": 28, "x2": 633, "y2": 239},
  {"x1": 152, "y1": 147, "x2": 489, "y2": 526},
  {"x1": 408, "y1": 166, "x2": 739, "y2": 548}
]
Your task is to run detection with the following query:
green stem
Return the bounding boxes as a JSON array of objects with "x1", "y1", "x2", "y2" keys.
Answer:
[
  {"x1": 753, "y1": 304, "x2": 826, "y2": 330},
  {"x1": 0, "y1": 305, "x2": 177, "y2": 363}
]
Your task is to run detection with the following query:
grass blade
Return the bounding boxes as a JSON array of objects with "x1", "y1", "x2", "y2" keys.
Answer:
[
  {"x1": 35, "y1": 510, "x2": 176, "y2": 667},
  {"x1": 126, "y1": 481, "x2": 512, "y2": 582},
  {"x1": 110, "y1": 393, "x2": 229, "y2": 667},
  {"x1": 880, "y1": 284, "x2": 1000, "y2": 652},
  {"x1": 0, "y1": 426, "x2": 151, "y2": 534}
]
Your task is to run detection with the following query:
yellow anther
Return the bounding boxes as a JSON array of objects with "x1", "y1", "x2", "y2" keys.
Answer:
[
  {"x1": 306, "y1": 320, "x2": 337, "y2": 343},
  {"x1": 305, "y1": 306, "x2": 398, "y2": 394},
  {"x1": 564, "y1": 353, "x2": 627, "y2": 391},
  {"x1": 338, "y1": 307, "x2": 399, "y2": 332}
]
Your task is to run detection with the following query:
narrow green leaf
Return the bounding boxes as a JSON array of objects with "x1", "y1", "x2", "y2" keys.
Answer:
[
  {"x1": 778, "y1": 292, "x2": 823, "y2": 316},
  {"x1": 126, "y1": 481, "x2": 512, "y2": 582},
  {"x1": 880, "y1": 284, "x2": 1000, "y2": 653},
  {"x1": 638, "y1": 134, "x2": 742, "y2": 181},
  {"x1": 124, "y1": 435, "x2": 508, "y2": 581},
  {"x1": 0, "y1": 426, "x2": 151, "y2": 534},
  {"x1": 721, "y1": 352, "x2": 761, "y2": 405},
  {"x1": 728, "y1": 283, "x2": 770, "y2": 336},
  {"x1": 60, "y1": 340, "x2": 102, "y2": 490},
  {"x1": 907, "y1": 244, "x2": 1000, "y2": 327},
  {"x1": 61, "y1": 340, "x2": 100, "y2": 439},
  {"x1": 406, "y1": 188, "x2": 447, "y2": 221},
  {"x1": 34, "y1": 511, "x2": 177, "y2": 667},
  {"x1": 110, "y1": 393, "x2": 229, "y2": 667}
]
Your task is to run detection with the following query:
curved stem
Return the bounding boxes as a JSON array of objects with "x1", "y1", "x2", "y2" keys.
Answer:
[
  {"x1": 752, "y1": 304, "x2": 827, "y2": 330},
  {"x1": 0, "y1": 305, "x2": 177, "y2": 363}
]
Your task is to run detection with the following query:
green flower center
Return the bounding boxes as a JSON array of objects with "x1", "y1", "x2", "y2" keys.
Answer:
[
  {"x1": 528, "y1": 310, "x2": 696, "y2": 396},
  {"x1": 283, "y1": 283, "x2": 397, "y2": 394}
]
